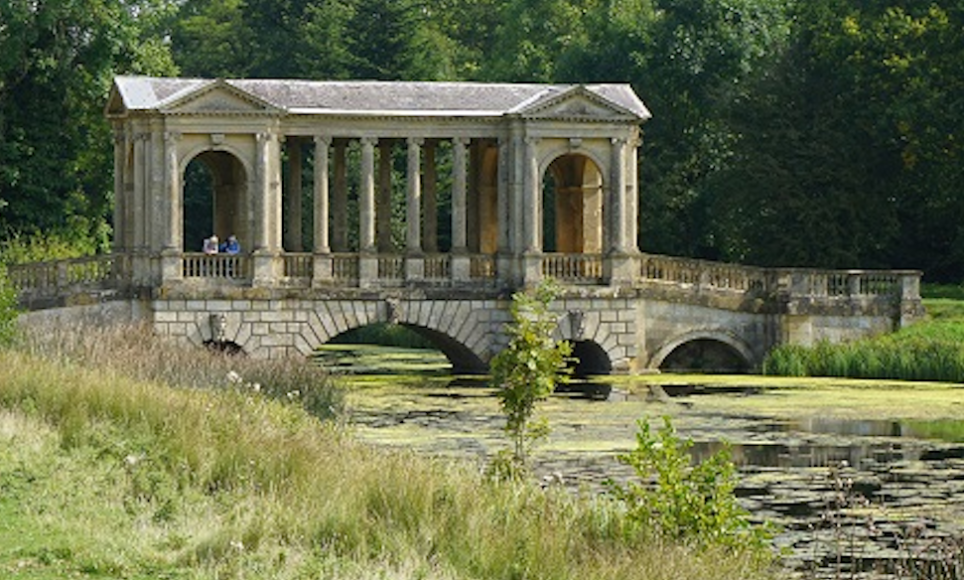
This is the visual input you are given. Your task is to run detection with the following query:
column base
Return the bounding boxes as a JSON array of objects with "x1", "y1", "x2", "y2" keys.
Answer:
[
  {"x1": 606, "y1": 251, "x2": 638, "y2": 287},
  {"x1": 252, "y1": 251, "x2": 280, "y2": 287},
  {"x1": 160, "y1": 249, "x2": 182, "y2": 283},
  {"x1": 405, "y1": 254, "x2": 424, "y2": 282},
  {"x1": 311, "y1": 253, "x2": 333, "y2": 287},
  {"x1": 521, "y1": 252, "x2": 543, "y2": 287},
  {"x1": 451, "y1": 253, "x2": 471, "y2": 283}
]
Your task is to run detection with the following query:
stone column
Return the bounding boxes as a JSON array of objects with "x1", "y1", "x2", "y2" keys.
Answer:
[
  {"x1": 332, "y1": 140, "x2": 348, "y2": 251},
  {"x1": 607, "y1": 136, "x2": 635, "y2": 285},
  {"x1": 285, "y1": 137, "x2": 303, "y2": 252},
  {"x1": 405, "y1": 137, "x2": 424, "y2": 280},
  {"x1": 131, "y1": 130, "x2": 149, "y2": 284},
  {"x1": 252, "y1": 131, "x2": 281, "y2": 286},
  {"x1": 406, "y1": 137, "x2": 423, "y2": 254},
  {"x1": 312, "y1": 136, "x2": 332, "y2": 285},
  {"x1": 253, "y1": 132, "x2": 271, "y2": 252},
  {"x1": 522, "y1": 136, "x2": 542, "y2": 285},
  {"x1": 359, "y1": 137, "x2": 378, "y2": 285},
  {"x1": 112, "y1": 129, "x2": 126, "y2": 254},
  {"x1": 360, "y1": 137, "x2": 377, "y2": 252},
  {"x1": 626, "y1": 135, "x2": 641, "y2": 253},
  {"x1": 423, "y1": 140, "x2": 438, "y2": 253},
  {"x1": 609, "y1": 136, "x2": 628, "y2": 254},
  {"x1": 377, "y1": 140, "x2": 393, "y2": 252},
  {"x1": 160, "y1": 131, "x2": 182, "y2": 283},
  {"x1": 451, "y1": 137, "x2": 470, "y2": 282}
]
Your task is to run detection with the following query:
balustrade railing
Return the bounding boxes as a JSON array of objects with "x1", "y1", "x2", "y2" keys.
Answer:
[
  {"x1": 283, "y1": 253, "x2": 313, "y2": 279},
  {"x1": 8, "y1": 255, "x2": 117, "y2": 294},
  {"x1": 423, "y1": 254, "x2": 450, "y2": 280},
  {"x1": 7, "y1": 251, "x2": 920, "y2": 311},
  {"x1": 182, "y1": 253, "x2": 248, "y2": 280},
  {"x1": 377, "y1": 255, "x2": 405, "y2": 280},
  {"x1": 331, "y1": 254, "x2": 358, "y2": 281},
  {"x1": 470, "y1": 255, "x2": 496, "y2": 279},
  {"x1": 542, "y1": 253, "x2": 604, "y2": 283}
]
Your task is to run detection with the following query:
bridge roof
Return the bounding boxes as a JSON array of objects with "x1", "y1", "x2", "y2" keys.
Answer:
[{"x1": 108, "y1": 76, "x2": 651, "y2": 121}]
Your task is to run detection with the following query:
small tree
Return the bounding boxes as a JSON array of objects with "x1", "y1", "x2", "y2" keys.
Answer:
[
  {"x1": 608, "y1": 416, "x2": 772, "y2": 550},
  {"x1": 489, "y1": 281, "x2": 571, "y2": 477}
]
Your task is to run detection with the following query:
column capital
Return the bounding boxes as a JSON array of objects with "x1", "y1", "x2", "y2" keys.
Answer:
[
  {"x1": 164, "y1": 131, "x2": 181, "y2": 144},
  {"x1": 361, "y1": 136, "x2": 378, "y2": 147},
  {"x1": 407, "y1": 136, "x2": 425, "y2": 147},
  {"x1": 453, "y1": 136, "x2": 471, "y2": 147},
  {"x1": 256, "y1": 131, "x2": 275, "y2": 144},
  {"x1": 611, "y1": 136, "x2": 630, "y2": 146},
  {"x1": 314, "y1": 135, "x2": 332, "y2": 147},
  {"x1": 525, "y1": 136, "x2": 541, "y2": 146}
]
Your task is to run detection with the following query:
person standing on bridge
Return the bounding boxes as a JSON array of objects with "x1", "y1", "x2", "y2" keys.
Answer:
[{"x1": 203, "y1": 235, "x2": 219, "y2": 255}]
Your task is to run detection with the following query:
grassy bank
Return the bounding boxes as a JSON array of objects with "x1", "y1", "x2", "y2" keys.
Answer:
[
  {"x1": 764, "y1": 287, "x2": 964, "y2": 382},
  {"x1": 0, "y1": 335, "x2": 774, "y2": 579}
]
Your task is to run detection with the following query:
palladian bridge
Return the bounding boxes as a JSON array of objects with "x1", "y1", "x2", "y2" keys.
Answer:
[{"x1": 10, "y1": 76, "x2": 923, "y2": 374}]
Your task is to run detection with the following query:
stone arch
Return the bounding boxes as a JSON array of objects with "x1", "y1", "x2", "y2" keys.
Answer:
[
  {"x1": 649, "y1": 330, "x2": 754, "y2": 373},
  {"x1": 540, "y1": 151, "x2": 605, "y2": 254},
  {"x1": 569, "y1": 340, "x2": 613, "y2": 377},
  {"x1": 553, "y1": 309, "x2": 629, "y2": 374},
  {"x1": 297, "y1": 299, "x2": 492, "y2": 373},
  {"x1": 181, "y1": 145, "x2": 252, "y2": 251}
]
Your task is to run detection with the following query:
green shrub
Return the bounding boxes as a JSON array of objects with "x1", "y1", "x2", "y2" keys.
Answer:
[
  {"x1": 0, "y1": 264, "x2": 19, "y2": 347},
  {"x1": 608, "y1": 416, "x2": 772, "y2": 551}
]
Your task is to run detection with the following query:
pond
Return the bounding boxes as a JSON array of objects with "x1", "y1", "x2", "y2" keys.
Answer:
[{"x1": 318, "y1": 344, "x2": 964, "y2": 579}]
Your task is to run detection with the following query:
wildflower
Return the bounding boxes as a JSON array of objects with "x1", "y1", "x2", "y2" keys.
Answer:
[
  {"x1": 227, "y1": 370, "x2": 242, "y2": 384},
  {"x1": 286, "y1": 390, "x2": 300, "y2": 401},
  {"x1": 251, "y1": 382, "x2": 261, "y2": 393}
]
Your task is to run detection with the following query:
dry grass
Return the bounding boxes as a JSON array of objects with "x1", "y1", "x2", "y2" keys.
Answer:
[{"x1": 0, "y1": 334, "x2": 778, "y2": 580}]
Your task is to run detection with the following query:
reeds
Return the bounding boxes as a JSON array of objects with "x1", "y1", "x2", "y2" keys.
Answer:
[{"x1": 763, "y1": 336, "x2": 964, "y2": 382}]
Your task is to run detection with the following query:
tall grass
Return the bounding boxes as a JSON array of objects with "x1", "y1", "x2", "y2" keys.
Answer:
[
  {"x1": 18, "y1": 322, "x2": 343, "y2": 420},
  {"x1": 0, "y1": 329, "x2": 776, "y2": 580},
  {"x1": 764, "y1": 291, "x2": 964, "y2": 382}
]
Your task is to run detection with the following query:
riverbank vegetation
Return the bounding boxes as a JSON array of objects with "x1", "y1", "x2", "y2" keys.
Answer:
[
  {"x1": 763, "y1": 286, "x2": 964, "y2": 382},
  {"x1": 0, "y1": 324, "x2": 776, "y2": 580}
]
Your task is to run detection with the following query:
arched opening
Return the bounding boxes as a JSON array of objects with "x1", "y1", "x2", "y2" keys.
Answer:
[
  {"x1": 203, "y1": 339, "x2": 244, "y2": 355},
  {"x1": 183, "y1": 151, "x2": 248, "y2": 252},
  {"x1": 659, "y1": 339, "x2": 750, "y2": 373},
  {"x1": 323, "y1": 322, "x2": 486, "y2": 375},
  {"x1": 570, "y1": 340, "x2": 613, "y2": 377},
  {"x1": 542, "y1": 154, "x2": 604, "y2": 254}
]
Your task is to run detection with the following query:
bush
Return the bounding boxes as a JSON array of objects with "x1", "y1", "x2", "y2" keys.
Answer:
[
  {"x1": 0, "y1": 264, "x2": 19, "y2": 347},
  {"x1": 608, "y1": 416, "x2": 772, "y2": 551}
]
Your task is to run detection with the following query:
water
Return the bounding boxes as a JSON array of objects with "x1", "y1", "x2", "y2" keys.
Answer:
[{"x1": 318, "y1": 344, "x2": 964, "y2": 578}]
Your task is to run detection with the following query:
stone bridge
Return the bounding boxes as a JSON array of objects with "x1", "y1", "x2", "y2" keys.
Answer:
[
  {"x1": 10, "y1": 253, "x2": 922, "y2": 374},
  {"x1": 7, "y1": 76, "x2": 925, "y2": 374}
]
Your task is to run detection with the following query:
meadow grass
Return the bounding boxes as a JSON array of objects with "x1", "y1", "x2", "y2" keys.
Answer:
[{"x1": 0, "y1": 332, "x2": 776, "y2": 580}]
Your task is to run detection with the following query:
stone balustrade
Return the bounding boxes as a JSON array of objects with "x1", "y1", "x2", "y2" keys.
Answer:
[{"x1": 8, "y1": 251, "x2": 922, "y2": 313}]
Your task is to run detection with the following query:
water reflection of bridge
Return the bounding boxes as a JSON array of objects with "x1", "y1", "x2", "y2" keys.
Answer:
[{"x1": 8, "y1": 76, "x2": 924, "y2": 373}]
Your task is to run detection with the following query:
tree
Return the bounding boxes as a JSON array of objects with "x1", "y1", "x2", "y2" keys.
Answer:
[
  {"x1": 0, "y1": 0, "x2": 176, "y2": 244},
  {"x1": 489, "y1": 281, "x2": 571, "y2": 476}
]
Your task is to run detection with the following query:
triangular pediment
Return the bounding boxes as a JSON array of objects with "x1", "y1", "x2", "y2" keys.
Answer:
[
  {"x1": 158, "y1": 80, "x2": 282, "y2": 115},
  {"x1": 104, "y1": 85, "x2": 127, "y2": 117},
  {"x1": 517, "y1": 86, "x2": 638, "y2": 121}
]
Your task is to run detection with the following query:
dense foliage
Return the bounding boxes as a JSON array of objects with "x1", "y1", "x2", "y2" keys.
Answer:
[{"x1": 3, "y1": 0, "x2": 963, "y2": 281}]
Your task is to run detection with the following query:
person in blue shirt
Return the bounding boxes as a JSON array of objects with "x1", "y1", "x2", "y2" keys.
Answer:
[{"x1": 220, "y1": 235, "x2": 241, "y2": 254}]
